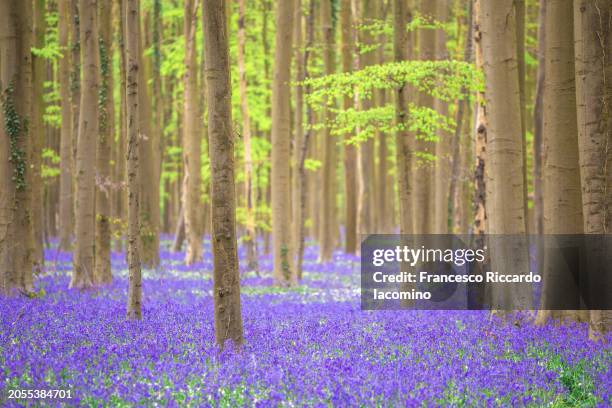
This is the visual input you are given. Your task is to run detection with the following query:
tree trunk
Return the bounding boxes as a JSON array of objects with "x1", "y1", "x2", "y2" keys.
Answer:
[
  {"x1": 356, "y1": 0, "x2": 377, "y2": 238},
  {"x1": 573, "y1": 0, "x2": 612, "y2": 339},
  {"x1": 95, "y1": 0, "x2": 113, "y2": 285},
  {"x1": 72, "y1": 0, "x2": 99, "y2": 290},
  {"x1": 432, "y1": 0, "x2": 450, "y2": 234},
  {"x1": 481, "y1": 0, "x2": 531, "y2": 310},
  {"x1": 138, "y1": 14, "x2": 160, "y2": 268},
  {"x1": 449, "y1": 0, "x2": 473, "y2": 234},
  {"x1": 319, "y1": 0, "x2": 337, "y2": 262},
  {"x1": 203, "y1": 0, "x2": 244, "y2": 347},
  {"x1": 31, "y1": 0, "x2": 46, "y2": 271},
  {"x1": 271, "y1": 0, "x2": 295, "y2": 285},
  {"x1": 393, "y1": 0, "x2": 414, "y2": 236},
  {"x1": 237, "y1": 0, "x2": 259, "y2": 273},
  {"x1": 536, "y1": 0, "x2": 586, "y2": 325},
  {"x1": 182, "y1": 0, "x2": 202, "y2": 265},
  {"x1": 58, "y1": 0, "x2": 74, "y2": 251},
  {"x1": 115, "y1": 0, "x2": 127, "y2": 253},
  {"x1": 341, "y1": 0, "x2": 358, "y2": 252},
  {"x1": 413, "y1": 0, "x2": 436, "y2": 235},
  {"x1": 0, "y1": 0, "x2": 34, "y2": 295},
  {"x1": 126, "y1": 0, "x2": 142, "y2": 320}
]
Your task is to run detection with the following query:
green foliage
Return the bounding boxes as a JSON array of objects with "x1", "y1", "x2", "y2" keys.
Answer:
[
  {"x1": 42, "y1": 148, "x2": 60, "y2": 180},
  {"x1": 2, "y1": 82, "x2": 27, "y2": 191},
  {"x1": 304, "y1": 60, "x2": 481, "y2": 106}
]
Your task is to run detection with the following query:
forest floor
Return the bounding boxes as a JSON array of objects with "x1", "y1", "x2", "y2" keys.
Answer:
[{"x1": 0, "y1": 237, "x2": 610, "y2": 407}]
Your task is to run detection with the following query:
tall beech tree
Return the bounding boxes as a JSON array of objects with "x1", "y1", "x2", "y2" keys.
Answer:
[
  {"x1": 0, "y1": 0, "x2": 34, "y2": 295},
  {"x1": 574, "y1": 0, "x2": 612, "y2": 338},
  {"x1": 58, "y1": 0, "x2": 74, "y2": 251},
  {"x1": 72, "y1": 0, "x2": 100, "y2": 289},
  {"x1": 182, "y1": 0, "x2": 203, "y2": 265},
  {"x1": 480, "y1": 0, "x2": 531, "y2": 310},
  {"x1": 126, "y1": 0, "x2": 142, "y2": 320},
  {"x1": 237, "y1": 0, "x2": 258, "y2": 272},
  {"x1": 271, "y1": 0, "x2": 295, "y2": 285},
  {"x1": 95, "y1": 0, "x2": 114, "y2": 285},
  {"x1": 393, "y1": 0, "x2": 414, "y2": 236},
  {"x1": 341, "y1": 0, "x2": 357, "y2": 253},
  {"x1": 536, "y1": 0, "x2": 585, "y2": 325},
  {"x1": 319, "y1": 0, "x2": 337, "y2": 262},
  {"x1": 203, "y1": 0, "x2": 244, "y2": 346}
]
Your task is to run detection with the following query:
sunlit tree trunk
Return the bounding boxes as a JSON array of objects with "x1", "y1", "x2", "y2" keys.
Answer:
[
  {"x1": 393, "y1": 0, "x2": 413, "y2": 236},
  {"x1": 319, "y1": 0, "x2": 337, "y2": 262},
  {"x1": 356, "y1": 0, "x2": 377, "y2": 238},
  {"x1": 574, "y1": 0, "x2": 612, "y2": 339},
  {"x1": 203, "y1": 0, "x2": 244, "y2": 347},
  {"x1": 182, "y1": 0, "x2": 202, "y2": 265},
  {"x1": 432, "y1": 0, "x2": 450, "y2": 234},
  {"x1": 536, "y1": 0, "x2": 586, "y2": 325},
  {"x1": 237, "y1": 0, "x2": 259, "y2": 273},
  {"x1": 341, "y1": 0, "x2": 358, "y2": 252},
  {"x1": 271, "y1": 0, "x2": 295, "y2": 285},
  {"x1": 94, "y1": 0, "x2": 113, "y2": 285},
  {"x1": 126, "y1": 0, "x2": 142, "y2": 320},
  {"x1": 0, "y1": 0, "x2": 34, "y2": 295},
  {"x1": 115, "y1": 0, "x2": 127, "y2": 253},
  {"x1": 72, "y1": 0, "x2": 100, "y2": 289},
  {"x1": 413, "y1": 0, "x2": 436, "y2": 235},
  {"x1": 481, "y1": 0, "x2": 531, "y2": 310},
  {"x1": 31, "y1": 0, "x2": 46, "y2": 271},
  {"x1": 58, "y1": 0, "x2": 74, "y2": 251}
]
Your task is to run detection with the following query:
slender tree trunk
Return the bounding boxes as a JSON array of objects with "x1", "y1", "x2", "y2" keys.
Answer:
[
  {"x1": 473, "y1": 0, "x2": 486, "y2": 238},
  {"x1": 70, "y1": 0, "x2": 80, "y2": 209},
  {"x1": 574, "y1": 0, "x2": 612, "y2": 339},
  {"x1": 237, "y1": 0, "x2": 259, "y2": 273},
  {"x1": 94, "y1": 0, "x2": 113, "y2": 285},
  {"x1": 271, "y1": 0, "x2": 295, "y2": 285},
  {"x1": 433, "y1": 0, "x2": 450, "y2": 234},
  {"x1": 319, "y1": 0, "x2": 337, "y2": 262},
  {"x1": 31, "y1": 0, "x2": 46, "y2": 271},
  {"x1": 481, "y1": 0, "x2": 531, "y2": 310},
  {"x1": 449, "y1": 0, "x2": 473, "y2": 233},
  {"x1": 182, "y1": 0, "x2": 202, "y2": 265},
  {"x1": 72, "y1": 0, "x2": 100, "y2": 290},
  {"x1": 413, "y1": 0, "x2": 436, "y2": 235},
  {"x1": 516, "y1": 0, "x2": 529, "y2": 234},
  {"x1": 115, "y1": 0, "x2": 127, "y2": 252},
  {"x1": 203, "y1": 0, "x2": 244, "y2": 347},
  {"x1": 0, "y1": 0, "x2": 34, "y2": 295},
  {"x1": 393, "y1": 0, "x2": 414, "y2": 236},
  {"x1": 341, "y1": 0, "x2": 358, "y2": 252},
  {"x1": 126, "y1": 0, "x2": 142, "y2": 320},
  {"x1": 356, "y1": 0, "x2": 377, "y2": 238},
  {"x1": 138, "y1": 14, "x2": 160, "y2": 268},
  {"x1": 58, "y1": 0, "x2": 74, "y2": 251}
]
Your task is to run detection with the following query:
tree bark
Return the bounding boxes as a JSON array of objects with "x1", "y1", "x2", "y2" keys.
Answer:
[
  {"x1": 182, "y1": 0, "x2": 203, "y2": 265},
  {"x1": 203, "y1": 0, "x2": 244, "y2": 347},
  {"x1": 319, "y1": 0, "x2": 337, "y2": 262},
  {"x1": 271, "y1": 0, "x2": 295, "y2": 285},
  {"x1": 413, "y1": 0, "x2": 436, "y2": 235},
  {"x1": 341, "y1": 0, "x2": 358, "y2": 252},
  {"x1": 237, "y1": 0, "x2": 259, "y2": 273},
  {"x1": 95, "y1": 0, "x2": 113, "y2": 285},
  {"x1": 356, "y1": 0, "x2": 377, "y2": 238},
  {"x1": 126, "y1": 0, "x2": 142, "y2": 320},
  {"x1": 574, "y1": 0, "x2": 612, "y2": 339},
  {"x1": 72, "y1": 0, "x2": 99, "y2": 290},
  {"x1": 393, "y1": 0, "x2": 414, "y2": 236},
  {"x1": 0, "y1": 0, "x2": 34, "y2": 295},
  {"x1": 31, "y1": 0, "x2": 46, "y2": 271},
  {"x1": 433, "y1": 0, "x2": 450, "y2": 234},
  {"x1": 481, "y1": 0, "x2": 531, "y2": 309},
  {"x1": 58, "y1": 0, "x2": 74, "y2": 251}
]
